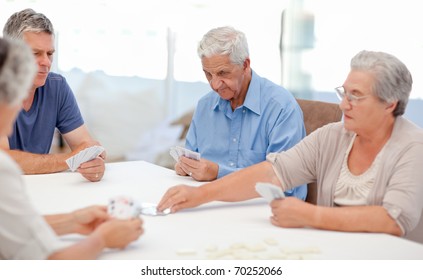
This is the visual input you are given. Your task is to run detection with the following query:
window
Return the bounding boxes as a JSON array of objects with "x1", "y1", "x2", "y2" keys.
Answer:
[
  {"x1": 2, "y1": 0, "x2": 422, "y2": 100},
  {"x1": 283, "y1": 0, "x2": 423, "y2": 99}
]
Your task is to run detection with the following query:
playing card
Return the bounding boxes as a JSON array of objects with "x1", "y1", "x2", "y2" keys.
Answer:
[
  {"x1": 169, "y1": 146, "x2": 200, "y2": 161},
  {"x1": 169, "y1": 147, "x2": 179, "y2": 161},
  {"x1": 255, "y1": 182, "x2": 285, "y2": 202},
  {"x1": 66, "y1": 145, "x2": 105, "y2": 171},
  {"x1": 181, "y1": 148, "x2": 201, "y2": 161},
  {"x1": 107, "y1": 196, "x2": 170, "y2": 218},
  {"x1": 108, "y1": 196, "x2": 140, "y2": 219},
  {"x1": 139, "y1": 202, "x2": 171, "y2": 216}
]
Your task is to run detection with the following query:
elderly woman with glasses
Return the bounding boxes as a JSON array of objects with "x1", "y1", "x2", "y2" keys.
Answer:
[{"x1": 158, "y1": 50, "x2": 423, "y2": 237}]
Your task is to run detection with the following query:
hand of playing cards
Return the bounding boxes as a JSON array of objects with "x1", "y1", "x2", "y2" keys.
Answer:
[
  {"x1": 169, "y1": 146, "x2": 201, "y2": 162},
  {"x1": 255, "y1": 182, "x2": 285, "y2": 203},
  {"x1": 108, "y1": 196, "x2": 140, "y2": 219},
  {"x1": 66, "y1": 145, "x2": 105, "y2": 172},
  {"x1": 108, "y1": 196, "x2": 171, "y2": 219}
]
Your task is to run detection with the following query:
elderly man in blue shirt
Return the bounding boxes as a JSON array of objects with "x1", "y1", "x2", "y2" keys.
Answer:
[{"x1": 175, "y1": 26, "x2": 307, "y2": 199}]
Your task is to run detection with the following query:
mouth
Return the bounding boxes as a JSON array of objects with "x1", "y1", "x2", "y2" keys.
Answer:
[
  {"x1": 216, "y1": 86, "x2": 227, "y2": 92},
  {"x1": 37, "y1": 72, "x2": 48, "y2": 78},
  {"x1": 343, "y1": 114, "x2": 352, "y2": 120}
]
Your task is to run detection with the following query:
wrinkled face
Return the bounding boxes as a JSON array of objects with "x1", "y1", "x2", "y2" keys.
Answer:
[
  {"x1": 339, "y1": 70, "x2": 393, "y2": 134},
  {"x1": 22, "y1": 31, "x2": 55, "y2": 89},
  {"x1": 201, "y1": 55, "x2": 249, "y2": 101},
  {"x1": 0, "y1": 102, "x2": 21, "y2": 137}
]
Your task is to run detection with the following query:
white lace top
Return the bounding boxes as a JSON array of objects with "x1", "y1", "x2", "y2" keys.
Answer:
[{"x1": 334, "y1": 134, "x2": 385, "y2": 206}]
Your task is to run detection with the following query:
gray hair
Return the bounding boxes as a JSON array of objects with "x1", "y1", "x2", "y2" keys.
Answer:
[
  {"x1": 3, "y1": 8, "x2": 54, "y2": 39},
  {"x1": 197, "y1": 26, "x2": 249, "y2": 65},
  {"x1": 0, "y1": 37, "x2": 37, "y2": 105},
  {"x1": 351, "y1": 50, "x2": 412, "y2": 116}
]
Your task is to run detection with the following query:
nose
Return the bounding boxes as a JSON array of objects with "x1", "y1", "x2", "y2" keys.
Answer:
[
  {"x1": 209, "y1": 78, "x2": 223, "y2": 90},
  {"x1": 38, "y1": 53, "x2": 52, "y2": 68},
  {"x1": 338, "y1": 95, "x2": 351, "y2": 111}
]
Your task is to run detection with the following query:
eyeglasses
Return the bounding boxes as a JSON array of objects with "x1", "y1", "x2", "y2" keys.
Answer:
[{"x1": 335, "y1": 86, "x2": 370, "y2": 105}]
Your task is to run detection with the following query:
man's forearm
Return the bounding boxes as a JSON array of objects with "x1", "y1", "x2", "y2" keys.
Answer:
[
  {"x1": 44, "y1": 213, "x2": 75, "y2": 235},
  {"x1": 4, "y1": 149, "x2": 69, "y2": 174}
]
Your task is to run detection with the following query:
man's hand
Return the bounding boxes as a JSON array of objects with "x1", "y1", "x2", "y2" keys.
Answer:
[
  {"x1": 175, "y1": 157, "x2": 219, "y2": 182},
  {"x1": 77, "y1": 157, "x2": 105, "y2": 182},
  {"x1": 69, "y1": 141, "x2": 106, "y2": 182}
]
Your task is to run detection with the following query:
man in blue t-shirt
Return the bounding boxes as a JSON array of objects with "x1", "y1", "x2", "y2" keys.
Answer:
[
  {"x1": 174, "y1": 26, "x2": 307, "y2": 200},
  {"x1": 0, "y1": 9, "x2": 105, "y2": 182}
]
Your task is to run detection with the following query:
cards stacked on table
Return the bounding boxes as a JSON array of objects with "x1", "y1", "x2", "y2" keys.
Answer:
[
  {"x1": 66, "y1": 145, "x2": 105, "y2": 171},
  {"x1": 138, "y1": 202, "x2": 171, "y2": 216},
  {"x1": 255, "y1": 182, "x2": 285, "y2": 203},
  {"x1": 169, "y1": 146, "x2": 201, "y2": 162}
]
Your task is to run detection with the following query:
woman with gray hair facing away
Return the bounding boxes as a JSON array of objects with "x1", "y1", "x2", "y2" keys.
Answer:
[
  {"x1": 159, "y1": 50, "x2": 423, "y2": 238},
  {"x1": 0, "y1": 37, "x2": 143, "y2": 259}
]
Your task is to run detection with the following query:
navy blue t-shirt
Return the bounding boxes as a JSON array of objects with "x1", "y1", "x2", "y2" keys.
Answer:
[{"x1": 8, "y1": 72, "x2": 84, "y2": 154}]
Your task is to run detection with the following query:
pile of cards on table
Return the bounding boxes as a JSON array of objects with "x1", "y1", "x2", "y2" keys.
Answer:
[
  {"x1": 169, "y1": 146, "x2": 201, "y2": 162},
  {"x1": 66, "y1": 145, "x2": 105, "y2": 171}
]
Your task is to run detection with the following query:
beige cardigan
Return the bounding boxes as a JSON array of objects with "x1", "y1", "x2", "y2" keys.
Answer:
[
  {"x1": 267, "y1": 117, "x2": 423, "y2": 236},
  {"x1": 0, "y1": 151, "x2": 64, "y2": 259}
]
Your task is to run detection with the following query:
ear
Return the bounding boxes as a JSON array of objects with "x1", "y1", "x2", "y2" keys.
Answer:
[
  {"x1": 385, "y1": 100, "x2": 398, "y2": 114},
  {"x1": 243, "y1": 58, "x2": 250, "y2": 70}
]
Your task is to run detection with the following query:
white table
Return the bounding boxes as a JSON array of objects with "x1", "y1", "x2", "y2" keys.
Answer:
[{"x1": 23, "y1": 161, "x2": 423, "y2": 260}]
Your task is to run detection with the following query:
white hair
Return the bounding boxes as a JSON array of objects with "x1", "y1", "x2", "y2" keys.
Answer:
[
  {"x1": 0, "y1": 37, "x2": 37, "y2": 106},
  {"x1": 351, "y1": 50, "x2": 412, "y2": 116},
  {"x1": 197, "y1": 26, "x2": 249, "y2": 65}
]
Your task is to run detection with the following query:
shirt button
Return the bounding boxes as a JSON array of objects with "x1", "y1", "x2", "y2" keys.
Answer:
[
  {"x1": 233, "y1": 138, "x2": 237, "y2": 142},
  {"x1": 243, "y1": 109, "x2": 246, "y2": 113},
  {"x1": 229, "y1": 162, "x2": 234, "y2": 166}
]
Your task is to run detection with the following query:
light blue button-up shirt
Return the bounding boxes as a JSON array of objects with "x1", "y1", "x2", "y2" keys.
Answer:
[{"x1": 186, "y1": 70, "x2": 307, "y2": 199}]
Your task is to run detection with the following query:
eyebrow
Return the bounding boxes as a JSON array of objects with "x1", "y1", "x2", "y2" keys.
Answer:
[{"x1": 32, "y1": 47, "x2": 56, "y2": 53}]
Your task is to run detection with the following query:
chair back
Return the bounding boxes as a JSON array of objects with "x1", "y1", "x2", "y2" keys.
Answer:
[{"x1": 296, "y1": 98, "x2": 343, "y2": 204}]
